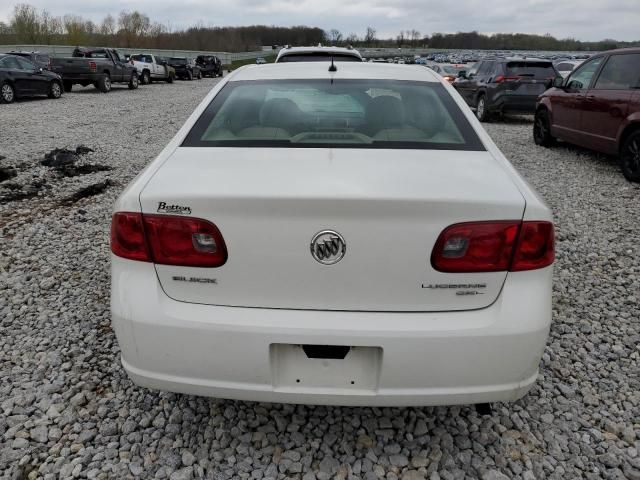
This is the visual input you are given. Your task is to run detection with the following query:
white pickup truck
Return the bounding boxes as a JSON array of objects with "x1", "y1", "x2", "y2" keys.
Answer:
[{"x1": 130, "y1": 54, "x2": 175, "y2": 84}]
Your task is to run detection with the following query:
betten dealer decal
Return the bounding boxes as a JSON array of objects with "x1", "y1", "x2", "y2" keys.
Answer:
[{"x1": 157, "y1": 202, "x2": 192, "y2": 215}]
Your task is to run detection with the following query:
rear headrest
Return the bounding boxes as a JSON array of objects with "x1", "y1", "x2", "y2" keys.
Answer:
[
  {"x1": 226, "y1": 99, "x2": 261, "y2": 133},
  {"x1": 365, "y1": 96, "x2": 405, "y2": 134},
  {"x1": 406, "y1": 97, "x2": 445, "y2": 135},
  {"x1": 260, "y1": 98, "x2": 303, "y2": 130}
]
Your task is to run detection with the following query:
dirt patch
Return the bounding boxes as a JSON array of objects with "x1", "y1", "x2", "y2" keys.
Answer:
[
  {"x1": 57, "y1": 164, "x2": 113, "y2": 177},
  {"x1": 0, "y1": 167, "x2": 17, "y2": 183},
  {"x1": 63, "y1": 180, "x2": 114, "y2": 204},
  {"x1": 0, "y1": 180, "x2": 50, "y2": 204},
  {"x1": 41, "y1": 148, "x2": 80, "y2": 168}
]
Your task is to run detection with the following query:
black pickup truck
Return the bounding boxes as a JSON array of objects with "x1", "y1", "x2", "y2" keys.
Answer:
[{"x1": 50, "y1": 48, "x2": 139, "y2": 93}]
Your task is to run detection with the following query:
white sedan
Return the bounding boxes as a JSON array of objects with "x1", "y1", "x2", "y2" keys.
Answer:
[{"x1": 111, "y1": 62, "x2": 554, "y2": 407}]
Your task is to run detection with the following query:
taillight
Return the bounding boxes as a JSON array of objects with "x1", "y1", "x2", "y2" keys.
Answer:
[
  {"x1": 494, "y1": 75, "x2": 520, "y2": 83},
  {"x1": 89, "y1": 61, "x2": 97, "y2": 73},
  {"x1": 511, "y1": 221, "x2": 555, "y2": 271},
  {"x1": 111, "y1": 213, "x2": 227, "y2": 268},
  {"x1": 111, "y1": 212, "x2": 150, "y2": 262},
  {"x1": 431, "y1": 221, "x2": 554, "y2": 273}
]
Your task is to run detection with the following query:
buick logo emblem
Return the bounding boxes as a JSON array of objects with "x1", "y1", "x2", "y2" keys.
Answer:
[{"x1": 310, "y1": 230, "x2": 346, "y2": 265}]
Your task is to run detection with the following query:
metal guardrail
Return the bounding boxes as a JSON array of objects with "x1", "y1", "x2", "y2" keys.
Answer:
[{"x1": 0, "y1": 45, "x2": 267, "y2": 64}]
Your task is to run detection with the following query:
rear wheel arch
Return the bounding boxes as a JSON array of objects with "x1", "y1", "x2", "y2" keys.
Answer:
[
  {"x1": 1, "y1": 80, "x2": 16, "y2": 103},
  {"x1": 536, "y1": 101, "x2": 553, "y2": 121},
  {"x1": 619, "y1": 122, "x2": 640, "y2": 151}
]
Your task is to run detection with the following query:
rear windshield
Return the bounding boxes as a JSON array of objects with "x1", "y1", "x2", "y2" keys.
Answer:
[
  {"x1": 132, "y1": 54, "x2": 153, "y2": 63},
  {"x1": 83, "y1": 50, "x2": 109, "y2": 59},
  {"x1": 170, "y1": 58, "x2": 187, "y2": 64},
  {"x1": 278, "y1": 54, "x2": 362, "y2": 63},
  {"x1": 182, "y1": 79, "x2": 484, "y2": 150},
  {"x1": 441, "y1": 65, "x2": 465, "y2": 75},
  {"x1": 506, "y1": 61, "x2": 556, "y2": 78}
]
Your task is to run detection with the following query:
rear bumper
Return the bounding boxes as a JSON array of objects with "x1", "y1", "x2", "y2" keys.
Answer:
[
  {"x1": 490, "y1": 94, "x2": 538, "y2": 114},
  {"x1": 56, "y1": 73, "x2": 102, "y2": 82},
  {"x1": 111, "y1": 257, "x2": 552, "y2": 406}
]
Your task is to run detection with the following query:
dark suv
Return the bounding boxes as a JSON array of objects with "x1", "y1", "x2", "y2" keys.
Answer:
[
  {"x1": 195, "y1": 55, "x2": 223, "y2": 77},
  {"x1": 168, "y1": 57, "x2": 201, "y2": 80},
  {"x1": 454, "y1": 58, "x2": 559, "y2": 121},
  {"x1": 535, "y1": 48, "x2": 640, "y2": 182}
]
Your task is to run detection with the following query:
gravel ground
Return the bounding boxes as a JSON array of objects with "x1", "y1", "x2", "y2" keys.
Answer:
[{"x1": 1, "y1": 79, "x2": 639, "y2": 480}]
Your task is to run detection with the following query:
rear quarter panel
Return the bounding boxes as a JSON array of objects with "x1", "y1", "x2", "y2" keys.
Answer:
[{"x1": 617, "y1": 92, "x2": 640, "y2": 147}]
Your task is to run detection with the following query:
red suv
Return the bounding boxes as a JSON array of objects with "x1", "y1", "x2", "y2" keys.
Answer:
[{"x1": 534, "y1": 48, "x2": 640, "y2": 182}]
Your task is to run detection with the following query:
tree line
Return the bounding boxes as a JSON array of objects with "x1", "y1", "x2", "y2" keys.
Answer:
[
  {"x1": 0, "y1": 3, "x2": 637, "y2": 53},
  {"x1": 0, "y1": 4, "x2": 325, "y2": 51},
  {"x1": 425, "y1": 31, "x2": 635, "y2": 52}
]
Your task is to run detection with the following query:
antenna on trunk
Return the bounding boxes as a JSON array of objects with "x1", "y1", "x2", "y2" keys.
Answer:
[{"x1": 329, "y1": 56, "x2": 337, "y2": 72}]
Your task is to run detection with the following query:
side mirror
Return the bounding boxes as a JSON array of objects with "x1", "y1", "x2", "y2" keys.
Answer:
[
  {"x1": 552, "y1": 77, "x2": 564, "y2": 88},
  {"x1": 566, "y1": 79, "x2": 583, "y2": 90}
]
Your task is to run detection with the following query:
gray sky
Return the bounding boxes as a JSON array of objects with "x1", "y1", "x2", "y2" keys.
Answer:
[{"x1": 0, "y1": 0, "x2": 638, "y2": 42}]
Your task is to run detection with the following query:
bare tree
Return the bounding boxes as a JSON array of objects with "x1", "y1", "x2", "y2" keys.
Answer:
[
  {"x1": 364, "y1": 26, "x2": 376, "y2": 45},
  {"x1": 100, "y1": 14, "x2": 116, "y2": 36},
  {"x1": 346, "y1": 33, "x2": 359, "y2": 45},
  {"x1": 410, "y1": 29, "x2": 421, "y2": 47},
  {"x1": 328, "y1": 29, "x2": 343, "y2": 45},
  {"x1": 40, "y1": 10, "x2": 63, "y2": 44},
  {"x1": 11, "y1": 4, "x2": 41, "y2": 43},
  {"x1": 118, "y1": 10, "x2": 150, "y2": 47},
  {"x1": 396, "y1": 30, "x2": 405, "y2": 47},
  {"x1": 64, "y1": 15, "x2": 89, "y2": 45}
]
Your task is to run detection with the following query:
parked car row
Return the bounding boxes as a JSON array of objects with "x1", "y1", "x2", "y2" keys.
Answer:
[{"x1": 0, "y1": 48, "x2": 223, "y2": 103}]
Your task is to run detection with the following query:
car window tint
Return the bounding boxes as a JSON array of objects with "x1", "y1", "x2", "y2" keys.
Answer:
[
  {"x1": 15, "y1": 56, "x2": 35, "y2": 70},
  {"x1": 594, "y1": 54, "x2": 640, "y2": 90},
  {"x1": 467, "y1": 64, "x2": 479, "y2": 76},
  {"x1": 477, "y1": 62, "x2": 493, "y2": 76},
  {"x1": 182, "y1": 79, "x2": 484, "y2": 151},
  {"x1": 87, "y1": 51, "x2": 108, "y2": 58},
  {"x1": 0, "y1": 56, "x2": 20, "y2": 69},
  {"x1": 556, "y1": 63, "x2": 574, "y2": 71},
  {"x1": 506, "y1": 62, "x2": 556, "y2": 79},
  {"x1": 568, "y1": 57, "x2": 604, "y2": 89}
]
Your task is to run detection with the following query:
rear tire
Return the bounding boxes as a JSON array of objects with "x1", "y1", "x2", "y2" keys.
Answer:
[
  {"x1": 141, "y1": 70, "x2": 150, "y2": 85},
  {"x1": 128, "y1": 73, "x2": 139, "y2": 90},
  {"x1": 97, "y1": 74, "x2": 111, "y2": 93},
  {"x1": 533, "y1": 109, "x2": 556, "y2": 147},
  {"x1": 48, "y1": 80, "x2": 62, "y2": 99},
  {"x1": 619, "y1": 130, "x2": 640, "y2": 183},
  {"x1": 1, "y1": 82, "x2": 15, "y2": 103},
  {"x1": 475, "y1": 94, "x2": 490, "y2": 122},
  {"x1": 166, "y1": 73, "x2": 174, "y2": 84},
  {"x1": 197, "y1": 71, "x2": 202, "y2": 80},
  {"x1": 63, "y1": 81, "x2": 73, "y2": 93},
  {"x1": 187, "y1": 70, "x2": 193, "y2": 81}
]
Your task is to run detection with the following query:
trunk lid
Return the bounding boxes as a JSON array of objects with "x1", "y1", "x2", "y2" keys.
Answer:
[{"x1": 140, "y1": 148, "x2": 526, "y2": 312}]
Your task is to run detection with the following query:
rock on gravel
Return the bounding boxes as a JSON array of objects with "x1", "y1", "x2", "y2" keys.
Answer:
[{"x1": 1, "y1": 81, "x2": 639, "y2": 480}]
